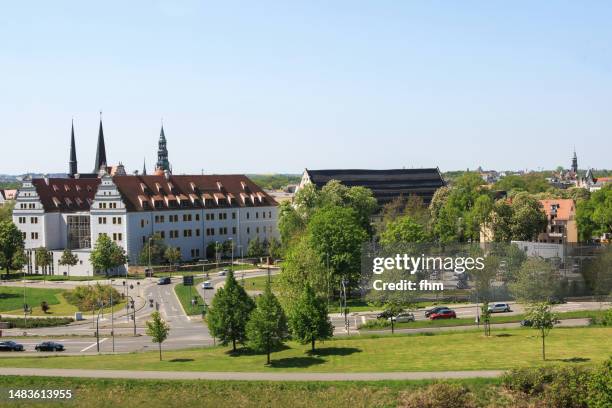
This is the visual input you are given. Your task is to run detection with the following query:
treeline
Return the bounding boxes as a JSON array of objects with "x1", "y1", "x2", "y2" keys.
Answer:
[{"x1": 247, "y1": 174, "x2": 301, "y2": 190}]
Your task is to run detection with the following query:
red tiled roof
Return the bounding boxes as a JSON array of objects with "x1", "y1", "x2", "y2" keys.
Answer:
[
  {"x1": 32, "y1": 178, "x2": 100, "y2": 212},
  {"x1": 539, "y1": 199, "x2": 575, "y2": 221},
  {"x1": 112, "y1": 175, "x2": 277, "y2": 212}
]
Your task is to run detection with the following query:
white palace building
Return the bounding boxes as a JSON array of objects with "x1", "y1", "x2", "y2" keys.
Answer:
[{"x1": 12, "y1": 120, "x2": 279, "y2": 276}]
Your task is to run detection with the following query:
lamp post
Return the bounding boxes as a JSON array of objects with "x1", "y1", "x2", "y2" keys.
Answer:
[
  {"x1": 95, "y1": 303, "x2": 104, "y2": 353},
  {"x1": 110, "y1": 279, "x2": 115, "y2": 352},
  {"x1": 125, "y1": 295, "x2": 137, "y2": 336}
]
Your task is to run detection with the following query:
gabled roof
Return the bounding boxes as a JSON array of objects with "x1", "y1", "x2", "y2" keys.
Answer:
[
  {"x1": 539, "y1": 199, "x2": 575, "y2": 221},
  {"x1": 305, "y1": 168, "x2": 445, "y2": 205},
  {"x1": 31, "y1": 178, "x2": 100, "y2": 212},
  {"x1": 112, "y1": 174, "x2": 277, "y2": 212}
]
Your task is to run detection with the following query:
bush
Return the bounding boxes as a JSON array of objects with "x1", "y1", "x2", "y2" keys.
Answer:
[
  {"x1": 358, "y1": 319, "x2": 391, "y2": 330},
  {"x1": 64, "y1": 283, "x2": 122, "y2": 311},
  {"x1": 0, "y1": 316, "x2": 74, "y2": 328},
  {"x1": 398, "y1": 383, "x2": 476, "y2": 408},
  {"x1": 502, "y1": 367, "x2": 556, "y2": 395},
  {"x1": 541, "y1": 366, "x2": 589, "y2": 408},
  {"x1": 587, "y1": 357, "x2": 612, "y2": 408},
  {"x1": 591, "y1": 308, "x2": 612, "y2": 326}
]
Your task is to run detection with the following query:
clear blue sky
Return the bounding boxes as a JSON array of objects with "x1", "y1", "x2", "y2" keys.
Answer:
[{"x1": 1, "y1": 1, "x2": 611, "y2": 175}]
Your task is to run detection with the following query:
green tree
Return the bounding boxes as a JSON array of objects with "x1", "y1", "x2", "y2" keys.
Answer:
[
  {"x1": 288, "y1": 284, "x2": 334, "y2": 352},
  {"x1": 164, "y1": 246, "x2": 181, "y2": 265},
  {"x1": 0, "y1": 220, "x2": 25, "y2": 277},
  {"x1": 247, "y1": 237, "x2": 266, "y2": 258},
  {"x1": 307, "y1": 205, "x2": 368, "y2": 290},
  {"x1": 208, "y1": 270, "x2": 255, "y2": 352},
  {"x1": 58, "y1": 248, "x2": 79, "y2": 276},
  {"x1": 526, "y1": 302, "x2": 558, "y2": 361},
  {"x1": 0, "y1": 201, "x2": 15, "y2": 223},
  {"x1": 145, "y1": 311, "x2": 170, "y2": 361},
  {"x1": 489, "y1": 200, "x2": 514, "y2": 242},
  {"x1": 246, "y1": 280, "x2": 288, "y2": 364},
  {"x1": 380, "y1": 215, "x2": 427, "y2": 245},
  {"x1": 267, "y1": 237, "x2": 282, "y2": 260},
  {"x1": 581, "y1": 245, "x2": 612, "y2": 304},
  {"x1": 34, "y1": 247, "x2": 53, "y2": 275},
  {"x1": 278, "y1": 201, "x2": 306, "y2": 248},
  {"x1": 89, "y1": 234, "x2": 128, "y2": 277},
  {"x1": 40, "y1": 301, "x2": 50, "y2": 313},
  {"x1": 510, "y1": 193, "x2": 547, "y2": 241},
  {"x1": 510, "y1": 257, "x2": 558, "y2": 303},
  {"x1": 576, "y1": 184, "x2": 612, "y2": 241},
  {"x1": 138, "y1": 233, "x2": 167, "y2": 265}
]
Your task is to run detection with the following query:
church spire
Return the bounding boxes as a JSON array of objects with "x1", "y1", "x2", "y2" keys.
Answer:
[
  {"x1": 142, "y1": 158, "x2": 147, "y2": 175},
  {"x1": 93, "y1": 112, "x2": 108, "y2": 173},
  {"x1": 69, "y1": 119, "x2": 78, "y2": 177},
  {"x1": 571, "y1": 149, "x2": 578, "y2": 173},
  {"x1": 155, "y1": 122, "x2": 170, "y2": 173}
]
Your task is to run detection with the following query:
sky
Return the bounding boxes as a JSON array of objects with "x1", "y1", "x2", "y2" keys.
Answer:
[{"x1": 1, "y1": 1, "x2": 611, "y2": 175}]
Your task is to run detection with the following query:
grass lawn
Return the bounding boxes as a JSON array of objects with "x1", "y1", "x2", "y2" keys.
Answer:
[
  {"x1": 174, "y1": 279, "x2": 206, "y2": 316},
  {"x1": 0, "y1": 376, "x2": 503, "y2": 408},
  {"x1": 0, "y1": 327, "x2": 609, "y2": 373},
  {"x1": 159, "y1": 264, "x2": 261, "y2": 278},
  {"x1": 1, "y1": 274, "x2": 145, "y2": 281},
  {"x1": 1, "y1": 286, "x2": 127, "y2": 317},
  {"x1": 242, "y1": 274, "x2": 277, "y2": 291}
]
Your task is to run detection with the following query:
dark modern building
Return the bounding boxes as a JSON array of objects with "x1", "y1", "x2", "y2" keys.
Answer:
[{"x1": 298, "y1": 168, "x2": 446, "y2": 207}]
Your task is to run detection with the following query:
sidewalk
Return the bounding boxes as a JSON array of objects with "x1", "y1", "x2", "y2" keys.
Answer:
[{"x1": 0, "y1": 367, "x2": 504, "y2": 381}]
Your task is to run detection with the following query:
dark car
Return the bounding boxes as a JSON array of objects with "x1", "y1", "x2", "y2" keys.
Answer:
[
  {"x1": 520, "y1": 319, "x2": 533, "y2": 327},
  {"x1": 429, "y1": 308, "x2": 457, "y2": 320},
  {"x1": 425, "y1": 306, "x2": 449, "y2": 318},
  {"x1": 376, "y1": 310, "x2": 395, "y2": 320},
  {"x1": 0, "y1": 341, "x2": 24, "y2": 351},
  {"x1": 35, "y1": 341, "x2": 65, "y2": 352},
  {"x1": 547, "y1": 296, "x2": 566, "y2": 305},
  {"x1": 157, "y1": 277, "x2": 171, "y2": 285}
]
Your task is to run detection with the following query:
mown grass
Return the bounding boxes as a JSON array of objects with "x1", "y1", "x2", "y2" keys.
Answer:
[
  {"x1": 0, "y1": 376, "x2": 504, "y2": 408},
  {"x1": 359, "y1": 309, "x2": 608, "y2": 331},
  {"x1": 174, "y1": 279, "x2": 206, "y2": 316},
  {"x1": 242, "y1": 274, "x2": 277, "y2": 291},
  {"x1": 0, "y1": 327, "x2": 609, "y2": 373}
]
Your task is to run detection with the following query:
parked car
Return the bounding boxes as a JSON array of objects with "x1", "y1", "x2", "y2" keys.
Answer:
[
  {"x1": 425, "y1": 306, "x2": 449, "y2": 318},
  {"x1": 429, "y1": 308, "x2": 457, "y2": 320},
  {"x1": 547, "y1": 296, "x2": 566, "y2": 305},
  {"x1": 0, "y1": 341, "x2": 24, "y2": 352},
  {"x1": 157, "y1": 277, "x2": 171, "y2": 285},
  {"x1": 520, "y1": 319, "x2": 533, "y2": 327},
  {"x1": 35, "y1": 341, "x2": 65, "y2": 352},
  {"x1": 390, "y1": 312, "x2": 415, "y2": 323},
  {"x1": 376, "y1": 310, "x2": 395, "y2": 320},
  {"x1": 487, "y1": 303, "x2": 512, "y2": 313},
  {"x1": 218, "y1": 269, "x2": 228, "y2": 276},
  {"x1": 201, "y1": 281, "x2": 213, "y2": 289}
]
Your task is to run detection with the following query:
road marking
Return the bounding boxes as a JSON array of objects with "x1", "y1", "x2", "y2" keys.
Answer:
[{"x1": 80, "y1": 338, "x2": 107, "y2": 352}]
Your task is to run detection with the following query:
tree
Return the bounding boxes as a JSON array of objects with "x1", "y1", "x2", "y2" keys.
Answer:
[
  {"x1": 509, "y1": 257, "x2": 558, "y2": 303},
  {"x1": 89, "y1": 234, "x2": 128, "y2": 277},
  {"x1": 0, "y1": 201, "x2": 15, "y2": 223},
  {"x1": 278, "y1": 201, "x2": 306, "y2": 248},
  {"x1": 40, "y1": 301, "x2": 50, "y2": 314},
  {"x1": 145, "y1": 311, "x2": 170, "y2": 361},
  {"x1": 246, "y1": 280, "x2": 288, "y2": 364},
  {"x1": 164, "y1": 246, "x2": 181, "y2": 267},
  {"x1": 380, "y1": 216, "x2": 428, "y2": 246},
  {"x1": 247, "y1": 237, "x2": 266, "y2": 258},
  {"x1": 510, "y1": 193, "x2": 547, "y2": 241},
  {"x1": 138, "y1": 233, "x2": 167, "y2": 265},
  {"x1": 307, "y1": 205, "x2": 368, "y2": 290},
  {"x1": 0, "y1": 220, "x2": 25, "y2": 277},
  {"x1": 58, "y1": 249, "x2": 79, "y2": 276},
  {"x1": 34, "y1": 247, "x2": 53, "y2": 275},
  {"x1": 208, "y1": 270, "x2": 255, "y2": 352},
  {"x1": 526, "y1": 302, "x2": 558, "y2": 360},
  {"x1": 576, "y1": 185, "x2": 612, "y2": 241},
  {"x1": 489, "y1": 200, "x2": 514, "y2": 242},
  {"x1": 581, "y1": 245, "x2": 612, "y2": 305},
  {"x1": 267, "y1": 237, "x2": 282, "y2": 260},
  {"x1": 288, "y1": 284, "x2": 334, "y2": 352}
]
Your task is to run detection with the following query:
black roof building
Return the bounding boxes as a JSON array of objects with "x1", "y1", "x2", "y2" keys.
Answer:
[{"x1": 302, "y1": 168, "x2": 445, "y2": 206}]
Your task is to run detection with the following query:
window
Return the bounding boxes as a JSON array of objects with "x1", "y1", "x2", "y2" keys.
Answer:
[
  {"x1": 232, "y1": 212, "x2": 236, "y2": 219},
  {"x1": 29, "y1": 203, "x2": 35, "y2": 209},
  {"x1": 246, "y1": 212, "x2": 250, "y2": 219},
  {"x1": 113, "y1": 233, "x2": 123, "y2": 241},
  {"x1": 141, "y1": 219, "x2": 145, "y2": 228},
  {"x1": 30, "y1": 217, "x2": 38, "y2": 224},
  {"x1": 196, "y1": 229, "x2": 201, "y2": 237},
  {"x1": 256, "y1": 227, "x2": 260, "y2": 233},
  {"x1": 21, "y1": 232, "x2": 26, "y2": 240},
  {"x1": 160, "y1": 231, "x2": 165, "y2": 239},
  {"x1": 98, "y1": 217, "x2": 107, "y2": 224},
  {"x1": 195, "y1": 214, "x2": 200, "y2": 221},
  {"x1": 169, "y1": 214, "x2": 178, "y2": 223},
  {"x1": 219, "y1": 213, "x2": 227, "y2": 220},
  {"x1": 232, "y1": 226, "x2": 236, "y2": 234},
  {"x1": 268, "y1": 211, "x2": 272, "y2": 218},
  {"x1": 18, "y1": 217, "x2": 26, "y2": 224},
  {"x1": 183, "y1": 229, "x2": 193, "y2": 237},
  {"x1": 112, "y1": 217, "x2": 122, "y2": 225},
  {"x1": 155, "y1": 215, "x2": 165, "y2": 223},
  {"x1": 99, "y1": 202, "x2": 107, "y2": 209},
  {"x1": 256, "y1": 212, "x2": 259, "y2": 219},
  {"x1": 67, "y1": 215, "x2": 91, "y2": 249},
  {"x1": 206, "y1": 228, "x2": 215, "y2": 236},
  {"x1": 247, "y1": 227, "x2": 250, "y2": 234},
  {"x1": 31, "y1": 232, "x2": 39, "y2": 240},
  {"x1": 109, "y1": 202, "x2": 117, "y2": 209},
  {"x1": 190, "y1": 249, "x2": 200, "y2": 258}
]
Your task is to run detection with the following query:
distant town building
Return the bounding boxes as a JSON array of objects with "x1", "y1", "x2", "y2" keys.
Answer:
[
  {"x1": 12, "y1": 120, "x2": 279, "y2": 276},
  {"x1": 298, "y1": 168, "x2": 445, "y2": 207},
  {"x1": 0, "y1": 189, "x2": 17, "y2": 206},
  {"x1": 537, "y1": 199, "x2": 578, "y2": 244},
  {"x1": 577, "y1": 168, "x2": 612, "y2": 192}
]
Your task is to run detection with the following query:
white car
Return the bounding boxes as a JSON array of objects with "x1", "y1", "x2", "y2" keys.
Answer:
[
  {"x1": 201, "y1": 281, "x2": 213, "y2": 289},
  {"x1": 487, "y1": 303, "x2": 512, "y2": 313},
  {"x1": 218, "y1": 269, "x2": 228, "y2": 276},
  {"x1": 389, "y1": 312, "x2": 415, "y2": 323}
]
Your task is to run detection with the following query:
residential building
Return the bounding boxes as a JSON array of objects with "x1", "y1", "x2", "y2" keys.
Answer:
[
  {"x1": 536, "y1": 199, "x2": 578, "y2": 244},
  {"x1": 0, "y1": 189, "x2": 17, "y2": 206}
]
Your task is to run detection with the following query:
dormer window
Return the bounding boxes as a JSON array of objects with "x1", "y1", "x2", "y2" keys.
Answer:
[
  {"x1": 216, "y1": 181, "x2": 223, "y2": 191},
  {"x1": 155, "y1": 182, "x2": 162, "y2": 192},
  {"x1": 140, "y1": 183, "x2": 147, "y2": 193},
  {"x1": 64, "y1": 185, "x2": 71, "y2": 191},
  {"x1": 75, "y1": 185, "x2": 81, "y2": 192},
  {"x1": 52, "y1": 185, "x2": 59, "y2": 192},
  {"x1": 190, "y1": 182, "x2": 197, "y2": 192},
  {"x1": 241, "y1": 181, "x2": 247, "y2": 190},
  {"x1": 52, "y1": 197, "x2": 61, "y2": 207}
]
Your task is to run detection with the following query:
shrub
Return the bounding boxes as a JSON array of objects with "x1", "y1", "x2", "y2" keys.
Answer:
[
  {"x1": 587, "y1": 357, "x2": 612, "y2": 408},
  {"x1": 541, "y1": 366, "x2": 589, "y2": 408},
  {"x1": 592, "y1": 308, "x2": 612, "y2": 326},
  {"x1": 398, "y1": 383, "x2": 476, "y2": 408},
  {"x1": 64, "y1": 283, "x2": 122, "y2": 311},
  {"x1": 0, "y1": 316, "x2": 74, "y2": 328},
  {"x1": 358, "y1": 319, "x2": 391, "y2": 330},
  {"x1": 502, "y1": 367, "x2": 556, "y2": 395}
]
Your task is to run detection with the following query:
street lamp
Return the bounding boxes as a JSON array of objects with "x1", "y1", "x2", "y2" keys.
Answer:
[{"x1": 110, "y1": 279, "x2": 115, "y2": 352}]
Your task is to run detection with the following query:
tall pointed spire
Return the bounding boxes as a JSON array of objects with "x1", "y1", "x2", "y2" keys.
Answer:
[
  {"x1": 142, "y1": 158, "x2": 147, "y2": 175},
  {"x1": 94, "y1": 111, "x2": 108, "y2": 173},
  {"x1": 571, "y1": 148, "x2": 578, "y2": 173},
  {"x1": 155, "y1": 121, "x2": 170, "y2": 173},
  {"x1": 69, "y1": 119, "x2": 78, "y2": 177}
]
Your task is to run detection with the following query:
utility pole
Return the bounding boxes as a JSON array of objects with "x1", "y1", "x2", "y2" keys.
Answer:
[{"x1": 110, "y1": 282, "x2": 115, "y2": 353}]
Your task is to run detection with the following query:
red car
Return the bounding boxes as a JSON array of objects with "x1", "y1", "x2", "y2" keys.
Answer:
[{"x1": 429, "y1": 309, "x2": 456, "y2": 320}]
